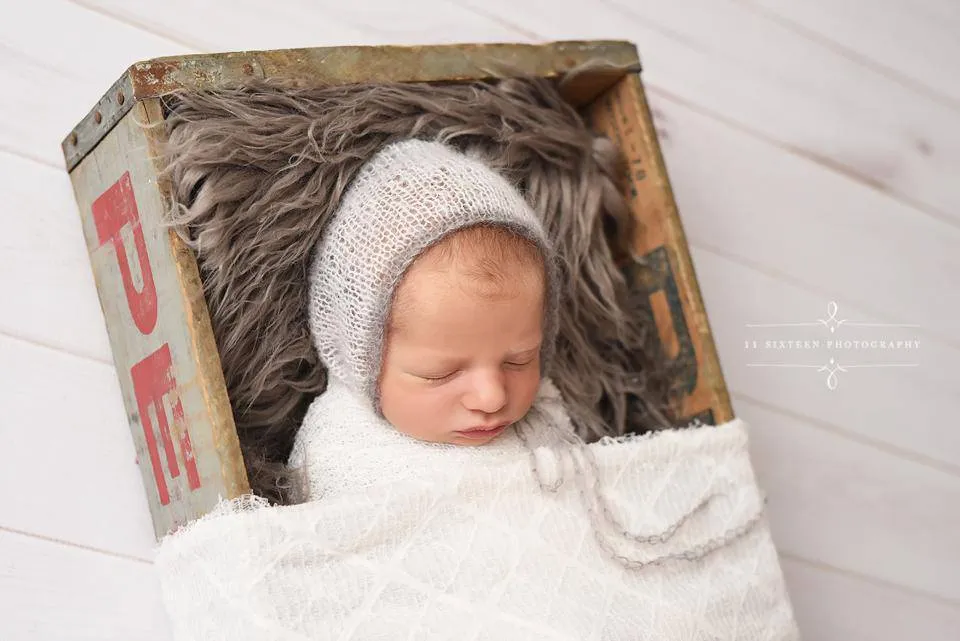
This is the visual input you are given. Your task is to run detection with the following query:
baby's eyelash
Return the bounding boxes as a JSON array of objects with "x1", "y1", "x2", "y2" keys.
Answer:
[
  {"x1": 419, "y1": 371, "x2": 458, "y2": 382},
  {"x1": 416, "y1": 359, "x2": 535, "y2": 381}
]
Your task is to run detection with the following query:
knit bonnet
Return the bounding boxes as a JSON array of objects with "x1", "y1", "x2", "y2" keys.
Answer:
[{"x1": 307, "y1": 139, "x2": 561, "y2": 408}]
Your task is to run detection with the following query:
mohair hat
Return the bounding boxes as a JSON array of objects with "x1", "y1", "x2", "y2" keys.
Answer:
[{"x1": 306, "y1": 138, "x2": 560, "y2": 407}]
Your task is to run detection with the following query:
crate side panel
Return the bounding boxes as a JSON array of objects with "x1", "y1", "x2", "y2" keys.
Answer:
[
  {"x1": 588, "y1": 73, "x2": 734, "y2": 426},
  {"x1": 68, "y1": 102, "x2": 247, "y2": 537}
]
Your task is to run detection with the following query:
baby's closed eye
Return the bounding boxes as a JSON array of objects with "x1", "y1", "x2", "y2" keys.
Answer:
[
  {"x1": 412, "y1": 357, "x2": 537, "y2": 384},
  {"x1": 418, "y1": 370, "x2": 460, "y2": 383}
]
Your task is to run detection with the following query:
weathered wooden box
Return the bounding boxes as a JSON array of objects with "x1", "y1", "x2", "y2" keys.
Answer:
[{"x1": 63, "y1": 40, "x2": 732, "y2": 539}]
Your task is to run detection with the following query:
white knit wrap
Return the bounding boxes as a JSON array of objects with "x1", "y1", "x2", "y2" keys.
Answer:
[
  {"x1": 155, "y1": 379, "x2": 799, "y2": 640},
  {"x1": 307, "y1": 139, "x2": 560, "y2": 406}
]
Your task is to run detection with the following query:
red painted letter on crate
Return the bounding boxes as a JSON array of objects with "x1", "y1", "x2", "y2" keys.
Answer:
[
  {"x1": 131, "y1": 343, "x2": 201, "y2": 505},
  {"x1": 91, "y1": 171, "x2": 159, "y2": 335}
]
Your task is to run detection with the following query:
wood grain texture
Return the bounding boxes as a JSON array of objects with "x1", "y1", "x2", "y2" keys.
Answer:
[
  {"x1": 0, "y1": 334, "x2": 157, "y2": 560},
  {"x1": 0, "y1": 151, "x2": 112, "y2": 362},
  {"x1": 656, "y1": 88, "x2": 960, "y2": 467},
  {"x1": 449, "y1": 0, "x2": 960, "y2": 229},
  {"x1": 68, "y1": 101, "x2": 248, "y2": 537},
  {"x1": 140, "y1": 99, "x2": 251, "y2": 510},
  {"x1": 0, "y1": 529, "x2": 171, "y2": 640},
  {"x1": 68, "y1": 0, "x2": 524, "y2": 52},
  {"x1": 599, "y1": 0, "x2": 960, "y2": 228},
  {"x1": 589, "y1": 73, "x2": 733, "y2": 425},
  {"x1": 653, "y1": 86, "x2": 960, "y2": 348},
  {"x1": 694, "y1": 248, "x2": 960, "y2": 471},
  {"x1": 742, "y1": 395, "x2": 960, "y2": 601},
  {"x1": 780, "y1": 558, "x2": 960, "y2": 641},
  {"x1": 745, "y1": 0, "x2": 960, "y2": 107},
  {"x1": 0, "y1": 0, "x2": 191, "y2": 168}
]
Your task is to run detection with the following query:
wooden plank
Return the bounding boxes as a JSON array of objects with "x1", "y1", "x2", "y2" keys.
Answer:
[
  {"x1": 68, "y1": 100, "x2": 247, "y2": 538},
  {"x1": 302, "y1": 0, "x2": 539, "y2": 45},
  {"x1": 652, "y1": 87, "x2": 960, "y2": 349},
  {"x1": 748, "y1": 0, "x2": 960, "y2": 107},
  {"x1": 0, "y1": 0, "x2": 190, "y2": 79},
  {"x1": 740, "y1": 395, "x2": 960, "y2": 601},
  {"x1": 445, "y1": 0, "x2": 960, "y2": 228},
  {"x1": 0, "y1": 151, "x2": 112, "y2": 362},
  {"x1": 600, "y1": 0, "x2": 960, "y2": 227},
  {"x1": 69, "y1": 0, "x2": 524, "y2": 52},
  {"x1": 69, "y1": 0, "x2": 371, "y2": 52},
  {"x1": 694, "y1": 247, "x2": 960, "y2": 471},
  {"x1": 0, "y1": 530, "x2": 171, "y2": 641},
  {"x1": 0, "y1": 60, "x2": 108, "y2": 168},
  {"x1": 0, "y1": 335, "x2": 156, "y2": 560},
  {"x1": 0, "y1": 0, "x2": 192, "y2": 168},
  {"x1": 589, "y1": 73, "x2": 733, "y2": 426},
  {"x1": 781, "y1": 558, "x2": 960, "y2": 641}
]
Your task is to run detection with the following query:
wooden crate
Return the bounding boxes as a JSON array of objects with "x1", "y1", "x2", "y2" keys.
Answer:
[{"x1": 62, "y1": 40, "x2": 732, "y2": 539}]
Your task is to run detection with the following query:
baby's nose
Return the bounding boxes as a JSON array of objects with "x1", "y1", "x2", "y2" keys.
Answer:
[{"x1": 462, "y1": 369, "x2": 508, "y2": 414}]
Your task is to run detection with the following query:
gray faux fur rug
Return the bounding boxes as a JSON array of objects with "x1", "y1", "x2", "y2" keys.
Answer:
[{"x1": 160, "y1": 68, "x2": 677, "y2": 503}]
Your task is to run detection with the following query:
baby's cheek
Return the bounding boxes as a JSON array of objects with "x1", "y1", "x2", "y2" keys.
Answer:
[
  {"x1": 512, "y1": 370, "x2": 542, "y2": 417},
  {"x1": 379, "y1": 376, "x2": 417, "y2": 433},
  {"x1": 381, "y1": 380, "x2": 448, "y2": 441}
]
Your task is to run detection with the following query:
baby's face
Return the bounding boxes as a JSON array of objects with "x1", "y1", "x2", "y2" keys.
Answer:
[{"x1": 378, "y1": 251, "x2": 544, "y2": 446}]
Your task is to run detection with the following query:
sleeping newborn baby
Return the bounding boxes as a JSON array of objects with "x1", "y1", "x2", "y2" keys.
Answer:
[
  {"x1": 155, "y1": 138, "x2": 797, "y2": 641},
  {"x1": 289, "y1": 137, "x2": 572, "y2": 501}
]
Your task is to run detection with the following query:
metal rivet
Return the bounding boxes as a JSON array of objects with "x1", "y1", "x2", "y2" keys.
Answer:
[
  {"x1": 117, "y1": 90, "x2": 125, "y2": 105},
  {"x1": 242, "y1": 62, "x2": 254, "y2": 75},
  {"x1": 94, "y1": 111, "x2": 102, "y2": 124},
  {"x1": 69, "y1": 132, "x2": 78, "y2": 146}
]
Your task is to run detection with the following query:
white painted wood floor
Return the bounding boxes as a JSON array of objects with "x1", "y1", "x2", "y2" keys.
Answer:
[{"x1": 1, "y1": 0, "x2": 958, "y2": 638}]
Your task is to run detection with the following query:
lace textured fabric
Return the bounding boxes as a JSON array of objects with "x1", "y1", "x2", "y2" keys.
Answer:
[{"x1": 156, "y1": 379, "x2": 799, "y2": 640}]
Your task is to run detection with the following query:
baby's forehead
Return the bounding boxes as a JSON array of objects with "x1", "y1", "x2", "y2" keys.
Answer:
[
  {"x1": 423, "y1": 224, "x2": 544, "y2": 270},
  {"x1": 390, "y1": 234, "x2": 544, "y2": 330},
  {"x1": 394, "y1": 253, "x2": 544, "y2": 307},
  {"x1": 399, "y1": 227, "x2": 544, "y2": 291},
  {"x1": 388, "y1": 259, "x2": 546, "y2": 350}
]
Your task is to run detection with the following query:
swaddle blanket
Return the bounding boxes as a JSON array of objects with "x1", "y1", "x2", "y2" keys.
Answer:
[{"x1": 155, "y1": 379, "x2": 799, "y2": 640}]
